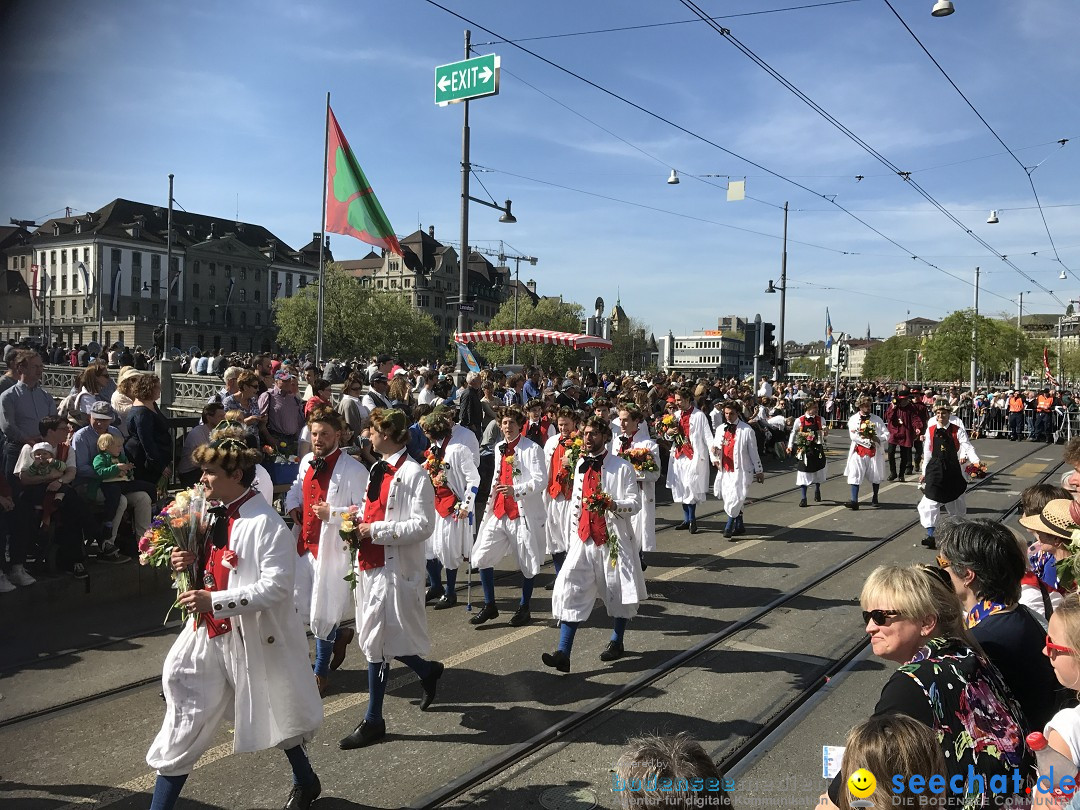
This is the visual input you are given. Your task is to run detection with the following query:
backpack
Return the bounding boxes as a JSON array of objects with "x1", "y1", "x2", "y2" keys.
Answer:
[{"x1": 58, "y1": 391, "x2": 89, "y2": 428}]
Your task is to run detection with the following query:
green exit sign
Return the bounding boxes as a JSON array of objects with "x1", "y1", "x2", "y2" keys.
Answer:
[{"x1": 435, "y1": 54, "x2": 500, "y2": 106}]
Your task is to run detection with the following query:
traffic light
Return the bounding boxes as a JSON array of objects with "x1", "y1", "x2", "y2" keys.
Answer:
[
  {"x1": 838, "y1": 343, "x2": 849, "y2": 370},
  {"x1": 761, "y1": 322, "x2": 776, "y2": 360}
]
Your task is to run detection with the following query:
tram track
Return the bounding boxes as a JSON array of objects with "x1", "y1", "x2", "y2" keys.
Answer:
[{"x1": 407, "y1": 441, "x2": 1061, "y2": 808}]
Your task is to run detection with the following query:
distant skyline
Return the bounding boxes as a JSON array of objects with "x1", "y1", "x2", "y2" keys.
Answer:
[{"x1": 3, "y1": 0, "x2": 1079, "y2": 344}]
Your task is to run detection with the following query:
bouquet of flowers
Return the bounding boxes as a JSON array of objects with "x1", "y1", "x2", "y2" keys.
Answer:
[
  {"x1": 792, "y1": 427, "x2": 820, "y2": 462},
  {"x1": 422, "y1": 449, "x2": 449, "y2": 488},
  {"x1": 560, "y1": 432, "x2": 585, "y2": 481},
  {"x1": 857, "y1": 419, "x2": 878, "y2": 443},
  {"x1": 503, "y1": 452, "x2": 520, "y2": 477},
  {"x1": 262, "y1": 440, "x2": 299, "y2": 464},
  {"x1": 138, "y1": 485, "x2": 210, "y2": 624},
  {"x1": 657, "y1": 413, "x2": 687, "y2": 450},
  {"x1": 964, "y1": 461, "x2": 988, "y2": 480},
  {"x1": 621, "y1": 447, "x2": 659, "y2": 474},
  {"x1": 340, "y1": 505, "x2": 362, "y2": 590},
  {"x1": 584, "y1": 490, "x2": 620, "y2": 569}
]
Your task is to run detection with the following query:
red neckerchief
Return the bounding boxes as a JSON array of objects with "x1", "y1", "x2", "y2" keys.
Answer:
[
  {"x1": 721, "y1": 424, "x2": 736, "y2": 472},
  {"x1": 200, "y1": 488, "x2": 259, "y2": 637},
  {"x1": 358, "y1": 454, "x2": 402, "y2": 571},
  {"x1": 548, "y1": 438, "x2": 572, "y2": 500},
  {"x1": 675, "y1": 410, "x2": 694, "y2": 459},
  {"x1": 297, "y1": 448, "x2": 341, "y2": 557},
  {"x1": 577, "y1": 462, "x2": 607, "y2": 544},
  {"x1": 493, "y1": 437, "x2": 521, "y2": 520},
  {"x1": 429, "y1": 442, "x2": 457, "y2": 518}
]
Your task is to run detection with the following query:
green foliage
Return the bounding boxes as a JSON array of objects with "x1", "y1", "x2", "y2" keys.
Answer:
[
  {"x1": 474, "y1": 296, "x2": 586, "y2": 370},
  {"x1": 789, "y1": 355, "x2": 826, "y2": 378},
  {"x1": 600, "y1": 316, "x2": 654, "y2": 374},
  {"x1": 920, "y1": 310, "x2": 1032, "y2": 384},
  {"x1": 272, "y1": 263, "x2": 438, "y2": 361},
  {"x1": 861, "y1": 336, "x2": 920, "y2": 381}
]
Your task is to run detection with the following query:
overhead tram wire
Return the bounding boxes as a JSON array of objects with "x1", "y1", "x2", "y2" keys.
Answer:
[
  {"x1": 788, "y1": 279, "x2": 950, "y2": 314},
  {"x1": 882, "y1": 0, "x2": 1073, "y2": 278},
  {"x1": 472, "y1": 1, "x2": 864, "y2": 46},
  {"x1": 676, "y1": 0, "x2": 1065, "y2": 307},
  {"x1": 421, "y1": 0, "x2": 1007, "y2": 301}
]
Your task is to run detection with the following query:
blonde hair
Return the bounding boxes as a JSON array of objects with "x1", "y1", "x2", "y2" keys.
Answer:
[
  {"x1": 192, "y1": 438, "x2": 261, "y2": 484},
  {"x1": 838, "y1": 715, "x2": 946, "y2": 810},
  {"x1": 96, "y1": 432, "x2": 122, "y2": 453},
  {"x1": 1054, "y1": 593, "x2": 1080, "y2": 656},
  {"x1": 860, "y1": 565, "x2": 970, "y2": 644}
]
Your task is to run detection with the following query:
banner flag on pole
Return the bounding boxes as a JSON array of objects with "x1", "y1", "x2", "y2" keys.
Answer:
[
  {"x1": 224, "y1": 277, "x2": 236, "y2": 324},
  {"x1": 825, "y1": 308, "x2": 834, "y2": 351},
  {"x1": 726, "y1": 179, "x2": 746, "y2": 202},
  {"x1": 1044, "y1": 347, "x2": 1059, "y2": 387},
  {"x1": 324, "y1": 106, "x2": 402, "y2": 257},
  {"x1": 455, "y1": 341, "x2": 482, "y2": 374},
  {"x1": 110, "y1": 264, "x2": 122, "y2": 313},
  {"x1": 30, "y1": 264, "x2": 39, "y2": 308},
  {"x1": 77, "y1": 261, "x2": 92, "y2": 301}
]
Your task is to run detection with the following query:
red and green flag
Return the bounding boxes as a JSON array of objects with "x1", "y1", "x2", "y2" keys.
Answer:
[{"x1": 325, "y1": 106, "x2": 402, "y2": 257}]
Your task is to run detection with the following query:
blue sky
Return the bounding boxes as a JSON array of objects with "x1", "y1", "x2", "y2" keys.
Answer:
[{"x1": 2, "y1": 0, "x2": 1079, "y2": 344}]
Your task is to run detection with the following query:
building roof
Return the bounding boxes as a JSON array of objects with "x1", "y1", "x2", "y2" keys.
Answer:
[
  {"x1": 338, "y1": 251, "x2": 384, "y2": 280},
  {"x1": 899, "y1": 317, "x2": 939, "y2": 326}
]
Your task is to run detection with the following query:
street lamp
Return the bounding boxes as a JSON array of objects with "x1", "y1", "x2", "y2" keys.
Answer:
[
  {"x1": 498, "y1": 250, "x2": 538, "y2": 365},
  {"x1": 763, "y1": 201, "x2": 789, "y2": 381},
  {"x1": 905, "y1": 348, "x2": 919, "y2": 384},
  {"x1": 1016, "y1": 290, "x2": 1032, "y2": 389}
]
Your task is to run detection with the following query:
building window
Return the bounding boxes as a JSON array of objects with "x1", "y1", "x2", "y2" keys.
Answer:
[
  {"x1": 240, "y1": 311, "x2": 247, "y2": 326},
  {"x1": 272, "y1": 271, "x2": 279, "y2": 285},
  {"x1": 240, "y1": 268, "x2": 246, "y2": 280},
  {"x1": 298, "y1": 277, "x2": 307, "y2": 289},
  {"x1": 390, "y1": 280, "x2": 398, "y2": 289},
  {"x1": 224, "y1": 265, "x2": 231, "y2": 277},
  {"x1": 377, "y1": 280, "x2": 383, "y2": 289},
  {"x1": 151, "y1": 254, "x2": 160, "y2": 271},
  {"x1": 50, "y1": 250, "x2": 56, "y2": 266},
  {"x1": 239, "y1": 289, "x2": 246, "y2": 303},
  {"x1": 193, "y1": 283, "x2": 200, "y2": 298},
  {"x1": 152, "y1": 303, "x2": 159, "y2": 316},
  {"x1": 193, "y1": 260, "x2": 200, "y2": 275},
  {"x1": 209, "y1": 284, "x2": 216, "y2": 298},
  {"x1": 131, "y1": 302, "x2": 140, "y2": 316},
  {"x1": 61, "y1": 275, "x2": 67, "y2": 290},
  {"x1": 132, "y1": 252, "x2": 142, "y2": 270},
  {"x1": 169, "y1": 304, "x2": 177, "y2": 318},
  {"x1": 61, "y1": 249, "x2": 67, "y2": 265},
  {"x1": 192, "y1": 307, "x2": 200, "y2": 322},
  {"x1": 404, "y1": 278, "x2": 411, "y2": 288},
  {"x1": 209, "y1": 262, "x2": 216, "y2": 276},
  {"x1": 112, "y1": 248, "x2": 121, "y2": 267},
  {"x1": 209, "y1": 309, "x2": 216, "y2": 324},
  {"x1": 255, "y1": 312, "x2": 261, "y2": 326},
  {"x1": 83, "y1": 248, "x2": 89, "y2": 262},
  {"x1": 254, "y1": 268, "x2": 261, "y2": 282},
  {"x1": 254, "y1": 290, "x2": 260, "y2": 302},
  {"x1": 60, "y1": 300, "x2": 66, "y2": 316}
]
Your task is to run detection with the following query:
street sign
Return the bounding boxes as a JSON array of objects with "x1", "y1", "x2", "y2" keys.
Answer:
[
  {"x1": 458, "y1": 303, "x2": 476, "y2": 313},
  {"x1": 435, "y1": 54, "x2": 500, "y2": 106}
]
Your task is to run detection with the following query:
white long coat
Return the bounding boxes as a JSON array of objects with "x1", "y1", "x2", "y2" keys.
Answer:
[
  {"x1": 450, "y1": 422, "x2": 481, "y2": 467},
  {"x1": 552, "y1": 453, "x2": 645, "y2": 622},
  {"x1": 425, "y1": 441, "x2": 480, "y2": 568},
  {"x1": 665, "y1": 408, "x2": 712, "y2": 504},
  {"x1": 473, "y1": 435, "x2": 547, "y2": 574},
  {"x1": 843, "y1": 412, "x2": 887, "y2": 485},
  {"x1": 355, "y1": 452, "x2": 436, "y2": 662},
  {"x1": 709, "y1": 420, "x2": 763, "y2": 517},
  {"x1": 150, "y1": 492, "x2": 323, "y2": 764},
  {"x1": 543, "y1": 433, "x2": 576, "y2": 555},
  {"x1": 618, "y1": 438, "x2": 661, "y2": 553},
  {"x1": 284, "y1": 449, "x2": 368, "y2": 639}
]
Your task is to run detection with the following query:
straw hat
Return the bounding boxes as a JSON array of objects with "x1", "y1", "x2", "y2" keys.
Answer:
[
  {"x1": 1019, "y1": 498, "x2": 1080, "y2": 541},
  {"x1": 117, "y1": 366, "x2": 142, "y2": 387}
]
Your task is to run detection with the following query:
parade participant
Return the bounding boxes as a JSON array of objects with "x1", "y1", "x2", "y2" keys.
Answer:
[
  {"x1": 147, "y1": 437, "x2": 324, "y2": 810},
  {"x1": 339, "y1": 408, "x2": 444, "y2": 751},
  {"x1": 709, "y1": 401, "x2": 764, "y2": 539},
  {"x1": 844, "y1": 396, "x2": 887, "y2": 510},
  {"x1": 663, "y1": 388, "x2": 711, "y2": 534},
  {"x1": 918, "y1": 398, "x2": 979, "y2": 549},
  {"x1": 543, "y1": 407, "x2": 582, "y2": 576},
  {"x1": 885, "y1": 387, "x2": 922, "y2": 482},
  {"x1": 470, "y1": 406, "x2": 546, "y2": 627},
  {"x1": 285, "y1": 409, "x2": 366, "y2": 698},
  {"x1": 788, "y1": 399, "x2": 828, "y2": 507},
  {"x1": 419, "y1": 411, "x2": 479, "y2": 610},
  {"x1": 1007, "y1": 389, "x2": 1026, "y2": 441},
  {"x1": 615, "y1": 404, "x2": 661, "y2": 569},
  {"x1": 543, "y1": 417, "x2": 643, "y2": 672},
  {"x1": 524, "y1": 398, "x2": 555, "y2": 447},
  {"x1": 908, "y1": 385, "x2": 929, "y2": 474}
]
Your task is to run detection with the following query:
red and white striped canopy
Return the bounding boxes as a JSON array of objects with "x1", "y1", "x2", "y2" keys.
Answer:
[{"x1": 454, "y1": 328, "x2": 612, "y2": 350}]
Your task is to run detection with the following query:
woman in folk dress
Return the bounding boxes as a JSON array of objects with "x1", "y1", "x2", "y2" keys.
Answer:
[{"x1": 788, "y1": 399, "x2": 828, "y2": 507}]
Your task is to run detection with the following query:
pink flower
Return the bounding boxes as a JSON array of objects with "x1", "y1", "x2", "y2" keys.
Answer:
[
  {"x1": 138, "y1": 535, "x2": 152, "y2": 553},
  {"x1": 221, "y1": 550, "x2": 238, "y2": 571}
]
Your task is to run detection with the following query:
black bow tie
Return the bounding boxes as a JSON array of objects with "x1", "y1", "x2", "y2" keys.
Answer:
[
  {"x1": 619, "y1": 435, "x2": 632, "y2": 448},
  {"x1": 579, "y1": 455, "x2": 604, "y2": 473},
  {"x1": 310, "y1": 456, "x2": 327, "y2": 474},
  {"x1": 207, "y1": 505, "x2": 229, "y2": 549},
  {"x1": 428, "y1": 444, "x2": 445, "y2": 460},
  {"x1": 725, "y1": 423, "x2": 738, "y2": 433},
  {"x1": 501, "y1": 443, "x2": 516, "y2": 456},
  {"x1": 367, "y1": 460, "x2": 389, "y2": 501}
]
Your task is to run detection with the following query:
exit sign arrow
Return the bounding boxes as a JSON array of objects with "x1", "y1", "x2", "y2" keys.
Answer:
[{"x1": 435, "y1": 54, "x2": 500, "y2": 106}]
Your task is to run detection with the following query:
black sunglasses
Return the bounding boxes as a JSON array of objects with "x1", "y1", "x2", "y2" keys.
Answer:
[{"x1": 862, "y1": 609, "x2": 901, "y2": 625}]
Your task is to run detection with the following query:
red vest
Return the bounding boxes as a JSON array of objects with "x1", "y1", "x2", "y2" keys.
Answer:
[
  {"x1": 297, "y1": 449, "x2": 341, "y2": 558},
  {"x1": 675, "y1": 410, "x2": 694, "y2": 459},
  {"x1": 359, "y1": 457, "x2": 400, "y2": 571},
  {"x1": 929, "y1": 423, "x2": 960, "y2": 450},
  {"x1": 547, "y1": 439, "x2": 572, "y2": 500},
  {"x1": 577, "y1": 463, "x2": 607, "y2": 544},
  {"x1": 428, "y1": 443, "x2": 458, "y2": 518},
  {"x1": 493, "y1": 438, "x2": 521, "y2": 520},
  {"x1": 720, "y1": 426, "x2": 736, "y2": 472},
  {"x1": 200, "y1": 488, "x2": 258, "y2": 637}
]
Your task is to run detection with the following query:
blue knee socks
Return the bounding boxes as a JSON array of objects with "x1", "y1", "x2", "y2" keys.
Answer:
[
  {"x1": 479, "y1": 567, "x2": 495, "y2": 604},
  {"x1": 396, "y1": 654, "x2": 433, "y2": 680},
  {"x1": 552, "y1": 551, "x2": 566, "y2": 574},
  {"x1": 735, "y1": 512, "x2": 744, "y2": 529},
  {"x1": 612, "y1": 617, "x2": 627, "y2": 644},
  {"x1": 927, "y1": 525, "x2": 935, "y2": 537},
  {"x1": 364, "y1": 662, "x2": 387, "y2": 723},
  {"x1": 520, "y1": 575, "x2": 534, "y2": 607},
  {"x1": 425, "y1": 558, "x2": 444, "y2": 590},
  {"x1": 850, "y1": 484, "x2": 859, "y2": 502},
  {"x1": 444, "y1": 566, "x2": 457, "y2": 591},
  {"x1": 724, "y1": 516, "x2": 735, "y2": 533},
  {"x1": 687, "y1": 503, "x2": 697, "y2": 522},
  {"x1": 150, "y1": 773, "x2": 188, "y2": 810},
  {"x1": 283, "y1": 743, "x2": 317, "y2": 786},
  {"x1": 558, "y1": 620, "x2": 578, "y2": 655},
  {"x1": 312, "y1": 625, "x2": 338, "y2": 677}
]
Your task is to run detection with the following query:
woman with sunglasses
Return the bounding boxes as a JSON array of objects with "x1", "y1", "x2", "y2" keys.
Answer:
[
  {"x1": 824, "y1": 564, "x2": 1033, "y2": 808},
  {"x1": 1041, "y1": 593, "x2": 1080, "y2": 787}
]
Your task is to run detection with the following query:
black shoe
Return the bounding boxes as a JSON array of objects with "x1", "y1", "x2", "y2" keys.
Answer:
[
  {"x1": 887, "y1": 473, "x2": 897, "y2": 481},
  {"x1": 814, "y1": 489, "x2": 821, "y2": 502},
  {"x1": 329, "y1": 626, "x2": 354, "y2": 671},
  {"x1": 723, "y1": 524, "x2": 733, "y2": 539},
  {"x1": 339, "y1": 719, "x2": 386, "y2": 750},
  {"x1": 425, "y1": 585, "x2": 445, "y2": 604},
  {"x1": 921, "y1": 535, "x2": 936, "y2": 549},
  {"x1": 508, "y1": 605, "x2": 531, "y2": 627},
  {"x1": 688, "y1": 520, "x2": 698, "y2": 534},
  {"x1": 542, "y1": 650, "x2": 571, "y2": 673},
  {"x1": 732, "y1": 522, "x2": 745, "y2": 537},
  {"x1": 871, "y1": 496, "x2": 879, "y2": 506},
  {"x1": 433, "y1": 594, "x2": 457, "y2": 610},
  {"x1": 798, "y1": 498, "x2": 807, "y2": 508},
  {"x1": 639, "y1": 552, "x2": 648, "y2": 571},
  {"x1": 419, "y1": 661, "x2": 444, "y2": 711},
  {"x1": 674, "y1": 521, "x2": 690, "y2": 531},
  {"x1": 599, "y1": 641, "x2": 625, "y2": 662},
  {"x1": 469, "y1": 602, "x2": 499, "y2": 626},
  {"x1": 898, "y1": 475, "x2": 906, "y2": 483},
  {"x1": 844, "y1": 501, "x2": 859, "y2": 510},
  {"x1": 283, "y1": 774, "x2": 321, "y2": 810}
]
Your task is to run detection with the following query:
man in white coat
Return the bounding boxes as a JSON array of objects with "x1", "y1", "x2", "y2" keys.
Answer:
[
  {"x1": 709, "y1": 401, "x2": 764, "y2": 539},
  {"x1": 843, "y1": 395, "x2": 887, "y2": 510},
  {"x1": 471, "y1": 405, "x2": 546, "y2": 627},
  {"x1": 285, "y1": 409, "x2": 367, "y2": 697},
  {"x1": 148, "y1": 437, "x2": 324, "y2": 810},
  {"x1": 543, "y1": 407, "x2": 582, "y2": 576},
  {"x1": 543, "y1": 416, "x2": 644, "y2": 672},
  {"x1": 339, "y1": 408, "x2": 444, "y2": 750},
  {"x1": 615, "y1": 403, "x2": 661, "y2": 569},
  {"x1": 664, "y1": 388, "x2": 712, "y2": 534}
]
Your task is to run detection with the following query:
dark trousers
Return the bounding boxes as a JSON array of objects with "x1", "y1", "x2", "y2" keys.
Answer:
[
  {"x1": 20, "y1": 483, "x2": 90, "y2": 570},
  {"x1": 2, "y1": 441, "x2": 26, "y2": 567},
  {"x1": 887, "y1": 443, "x2": 912, "y2": 477},
  {"x1": 1008, "y1": 411, "x2": 1024, "y2": 440},
  {"x1": 1034, "y1": 412, "x2": 1053, "y2": 442},
  {"x1": 475, "y1": 453, "x2": 495, "y2": 535}
]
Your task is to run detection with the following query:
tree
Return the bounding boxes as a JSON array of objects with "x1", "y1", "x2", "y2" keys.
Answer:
[
  {"x1": 861, "y1": 336, "x2": 920, "y2": 381},
  {"x1": 918, "y1": 310, "x2": 1031, "y2": 385},
  {"x1": 600, "y1": 316, "x2": 654, "y2": 374},
  {"x1": 789, "y1": 355, "x2": 826, "y2": 378},
  {"x1": 273, "y1": 263, "x2": 438, "y2": 361},
  {"x1": 471, "y1": 296, "x2": 586, "y2": 371}
]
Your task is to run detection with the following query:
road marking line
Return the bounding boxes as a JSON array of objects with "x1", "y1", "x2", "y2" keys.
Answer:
[{"x1": 1013, "y1": 462, "x2": 1050, "y2": 478}]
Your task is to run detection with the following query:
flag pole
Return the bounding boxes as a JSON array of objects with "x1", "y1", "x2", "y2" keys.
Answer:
[
  {"x1": 316, "y1": 92, "x2": 330, "y2": 365},
  {"x1": 97, "y1": 251, "x2": 103, "y2": 349}
]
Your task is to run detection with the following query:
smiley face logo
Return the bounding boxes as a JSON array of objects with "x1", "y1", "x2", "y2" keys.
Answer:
[{"x1": 848, "y1": 768, "x2": 877, "y2": 800}]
